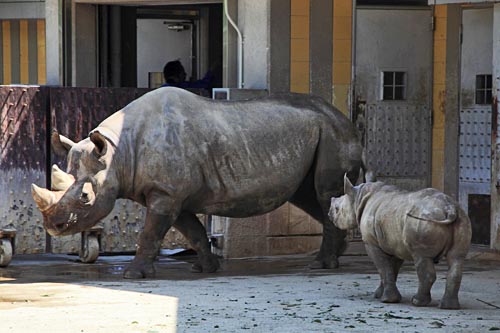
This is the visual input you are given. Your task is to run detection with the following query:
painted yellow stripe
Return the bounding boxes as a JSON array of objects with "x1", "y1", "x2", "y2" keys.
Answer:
[
  {"x1": 20, "y1": 19, "x2": 29, "y2": 84},
  {"x1": 2, "y1": 21, "x2": 11, "y2": 84},
  {"x1": 37, "y1": 20, "x2": 46, "y2": 84}
]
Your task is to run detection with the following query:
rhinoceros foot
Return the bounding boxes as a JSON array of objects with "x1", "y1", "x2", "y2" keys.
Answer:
[
  {"x1": 411, "y1": 293, "x2": 431, "y2": 307},
  {"x1": 439, "y1": 297, "x2": 460, "y2": 310},
  {"x1": 381, "y1": 287, "x2": 402, "y2": 303},
  {"x1": 309, "y1": 256, "x2": 339, "y2": 270},
  {"x1": 191, "y1": 254, "x2": 220, "y2": 273},
  {"x1": 123, "y1": 262, "x2": 155, "y2": 279}
]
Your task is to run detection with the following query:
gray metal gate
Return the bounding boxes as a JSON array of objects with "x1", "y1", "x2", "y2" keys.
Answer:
[
  {"x1": 459, "y1": 7, "x2": 493, "y2": 245},
  {"x1": 355, "y1": 7, "x2": 433, "y2": 190}
]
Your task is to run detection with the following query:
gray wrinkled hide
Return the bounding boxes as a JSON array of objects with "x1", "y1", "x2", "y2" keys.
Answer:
[
  {"x1": 33, "y1": 87, "x2": 364, "y2": 278},
  {"x1": 329, "y1": 179, "x2": 471, "y2": 309}
]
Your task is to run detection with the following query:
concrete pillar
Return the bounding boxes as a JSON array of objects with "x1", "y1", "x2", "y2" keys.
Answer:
[
  {"x1": 72, "y1": 3, "x2": 97, "y2": 87},
  {"x1": 310, "y1": 0, "x2": 333, "y2": 102},
  {"x1": 45, "y1": 0, "x2": 63, "y2": 85},
  {"x1": 269, "y1": 0, "x2": 290, "y2": 94},
  {"x1": 222, "y1": 0, "x2": 238, "y2": 88},
  {"x1": 490, "y1": 3, "x2": 500, "y2": 250},
  {"x1": 443, "y1": 4, "x2": 461, "y2": 200}
]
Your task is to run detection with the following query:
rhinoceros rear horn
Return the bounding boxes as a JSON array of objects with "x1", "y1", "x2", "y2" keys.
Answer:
[
  {"x1": 90, "y1": 131, "x2": 107, "y2": 157},
  {"x1": 31, "y1": 184, "x2": 56, "y2": 211},
  {"x1": 51, "y1": 164, "x2": 75, "y2": 191},
  {"x1": 52, "y1": 130, "x2": 76, "y2": 157},
  {"x1": 344, "y1": 173, "x2": 354, "y2": 197}
]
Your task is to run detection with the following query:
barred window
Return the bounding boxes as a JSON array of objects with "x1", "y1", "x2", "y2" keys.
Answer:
[
  {"x1": 475, "y1": 74, "x2": 492, "y2": 105},
  {"x1": 381, "y1": 71, "x2": 406, "y2": 101}
]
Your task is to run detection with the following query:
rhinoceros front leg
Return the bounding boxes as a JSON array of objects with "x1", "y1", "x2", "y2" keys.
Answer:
[
  {"x1": 412, "y1": 256, "x2": 436, "y2": 307},
  {"x1": 124, "y1": 210, "x2": 174, "y2": 279},
  {"x1": 173, "y1": 213, "x2": 220, "y2": 273},
  {"x1": 365, "y1": 244, "x2": 402, "y2": 303}
]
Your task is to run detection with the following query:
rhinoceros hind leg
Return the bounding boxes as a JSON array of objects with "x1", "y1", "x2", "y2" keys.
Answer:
[
  {"x1": 439, "y1": 255, "x2": 464, "y2": 309},
  {"x1": 412, "y1": 256, "x2": 436, "y2": 307},
  {"x1": 308, "y1": 222, "x2": 346, "y2": 269},
  {"x1": 124, "y1": 258, "x2": 156, "y2": 279},
  {"x1": 174, "y1": 213, "x2": 220, "y2": 274},
  {"x1": 191, "y1": 254, "x2": 220, "y2": 273},
  {"x1": 290, "y1": 190, "x2": 347, "y2": 270}
]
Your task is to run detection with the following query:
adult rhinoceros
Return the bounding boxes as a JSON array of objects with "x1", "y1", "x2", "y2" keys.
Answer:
[{"x1": 31, "y1": 87, "x2": 364, "y2": 279}]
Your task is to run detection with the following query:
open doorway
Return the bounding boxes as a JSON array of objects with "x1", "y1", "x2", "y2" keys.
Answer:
[{"x1": 97, "y1": 4, "x2": 223, "y2": 91}]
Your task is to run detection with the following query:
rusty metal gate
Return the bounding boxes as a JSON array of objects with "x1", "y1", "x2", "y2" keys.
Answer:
[
  {"x1": 354, "y1": 7, "x2": 433, "y2": 190},
  {"x1": 0, "y1": 86, "x2": 48, "y2": 254},
  {"x1": 1, "y1": 86, "x2": 191, "y2": 254}
]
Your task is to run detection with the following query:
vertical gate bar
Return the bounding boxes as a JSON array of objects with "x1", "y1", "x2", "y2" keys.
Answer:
[
  {"x1": 491, "y1": 3, "x2": 500, "y2": 250},
  {"x1": 45, "y1": 87, "x2": 52, "y2": 253}
]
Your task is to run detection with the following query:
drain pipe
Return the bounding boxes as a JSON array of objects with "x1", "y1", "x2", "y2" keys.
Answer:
[{"x1": 223, "y1": 0, "x2": 244, "y2": 88}]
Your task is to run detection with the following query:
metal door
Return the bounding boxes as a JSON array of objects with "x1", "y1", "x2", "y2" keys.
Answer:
[
  {"x1": 0, "y1": 87, "x2": 48, "y2": 254},
  {"x1": 459, "y1": 8, "x2": 493, "y2": 245},
  {"x1": 354, "y1": 7, "x2": 433, "y2": 190}
]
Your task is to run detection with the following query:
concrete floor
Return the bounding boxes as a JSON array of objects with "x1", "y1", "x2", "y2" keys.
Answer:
[{"x1": 0, "y1": 242, "x2": 499, "y2": 333}]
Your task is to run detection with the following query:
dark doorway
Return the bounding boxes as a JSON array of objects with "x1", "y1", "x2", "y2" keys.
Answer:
[
  {"x1": 97, "y1": 4, "x2": 222, "y2": 90},
  {"x1": 468, "y1": 194, "x2": 491, "y2": 245}
]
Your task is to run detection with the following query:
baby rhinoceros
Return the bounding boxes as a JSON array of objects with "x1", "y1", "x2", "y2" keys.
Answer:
[{"x1": 329, "y1": 175, "x2": 471, "y2": 309}]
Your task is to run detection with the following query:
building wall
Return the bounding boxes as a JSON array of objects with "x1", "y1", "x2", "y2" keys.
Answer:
[{"x1": 0, "y1": 19, "x2": 46, "y2": 85}]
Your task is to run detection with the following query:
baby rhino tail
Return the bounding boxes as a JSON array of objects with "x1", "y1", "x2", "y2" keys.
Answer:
[{"x1": 407, "y1": 190, "x2": 458, "y2": 224}]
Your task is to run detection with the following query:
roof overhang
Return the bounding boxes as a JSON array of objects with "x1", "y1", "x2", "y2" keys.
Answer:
[
  {"x1": 428, "y1": 0, "x2": 499, "y2": 4},
  {"x1": 75, "y1": 0, "x2": 221, "y2": 5}
]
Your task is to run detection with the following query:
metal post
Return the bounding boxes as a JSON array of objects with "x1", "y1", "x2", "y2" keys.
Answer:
[{"x1": 490, "y1": 3, "x2": 500, "y2": 251}]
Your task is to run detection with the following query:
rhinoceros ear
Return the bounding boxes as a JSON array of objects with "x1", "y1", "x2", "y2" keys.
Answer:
[
  {"x1": 344, "y1": 173, "x2": 355, "y2": 197},
  {"x1": 52, "y1": 130, "x2": 75, "y2": 157},
  {"x1": 90, "y1": 131, "x2": 107, "y2": 157}
]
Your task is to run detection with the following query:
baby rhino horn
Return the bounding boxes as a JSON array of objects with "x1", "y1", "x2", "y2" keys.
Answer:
[
  {"x1": 31, "y1": 184, "x2": 57, "y2": 211},
  {"x1": 51, "y1": 164, "x2": 75, "y2": 191}
]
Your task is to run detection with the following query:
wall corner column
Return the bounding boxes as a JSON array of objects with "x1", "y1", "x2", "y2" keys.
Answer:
[{"x1": 490, "y1": 3, "x2": 500, "y2": 251}]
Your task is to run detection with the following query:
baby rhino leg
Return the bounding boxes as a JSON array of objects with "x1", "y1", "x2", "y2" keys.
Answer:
[
  {"x1": 365, "y1": 244, "x2": 402, "y2": 303},
  {"x1": 374, "y1": 256, "x2": 404, "y2": 299},
  {"x1": 439, "y1": 255, "x2": 464, "y2": 309},
  {"x1": 412, "y1": 256, "x2": 436, "y2": 306}
]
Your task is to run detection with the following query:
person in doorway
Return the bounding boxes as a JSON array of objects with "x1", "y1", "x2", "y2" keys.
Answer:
[{"x1": 161, "y1": 60, "x2": 214, "y2": 90}]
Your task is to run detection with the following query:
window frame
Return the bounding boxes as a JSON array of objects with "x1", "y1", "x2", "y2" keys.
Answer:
[
  {"x1": 475, "y1": 74, "x2": 493, "y2": 105},
  {"x1": 380, "y1": 70, "x2": 407, "y2": 101}
]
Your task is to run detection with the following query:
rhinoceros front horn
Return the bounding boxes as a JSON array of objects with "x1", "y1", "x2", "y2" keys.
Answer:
[
  {"x1": 31, "y1": 184, "x2": 56, "y2": 211},
  {"x1": 51, "y1": 164, "x2": 75, "y2": 191}
]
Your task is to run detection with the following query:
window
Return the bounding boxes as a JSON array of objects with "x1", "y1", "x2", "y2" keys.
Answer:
[
  {"x1": 475, "y1": 74, "x2": 492, "y2": 105},
  {"x1": 381, "y1": 71, "x2": 406, "y2": 101}
]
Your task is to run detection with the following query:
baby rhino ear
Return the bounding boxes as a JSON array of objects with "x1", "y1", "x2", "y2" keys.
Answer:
[
  {"x1": 90, "y1": 131, "x2": 107, "y2": 157},
  {"x1": 344, "y1": 173, "x2": 355, "y2": 197}
]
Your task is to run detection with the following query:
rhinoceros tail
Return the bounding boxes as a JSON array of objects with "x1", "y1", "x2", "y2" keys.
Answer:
[{"x1": 406, "y1": 204, "x2": 458, "y2": 224}]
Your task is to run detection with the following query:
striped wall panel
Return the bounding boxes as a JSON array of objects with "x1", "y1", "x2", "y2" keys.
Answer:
[{"x1": 0, "y1": 19, "x2": 46, "y2": 85}]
